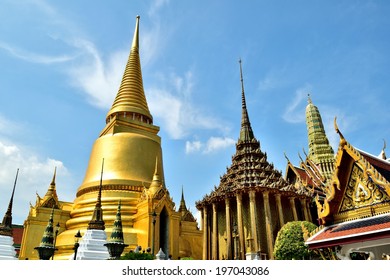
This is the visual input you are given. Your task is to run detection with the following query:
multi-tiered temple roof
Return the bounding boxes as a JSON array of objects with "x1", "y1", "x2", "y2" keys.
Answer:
[{"x1": 196, "y1": 61, "x2": 309, "y2": 208}]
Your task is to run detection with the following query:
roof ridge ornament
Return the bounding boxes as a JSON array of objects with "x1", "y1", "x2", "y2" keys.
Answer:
[{"x1": 334, "y1": 117, "x2": 346, "y2": 147}]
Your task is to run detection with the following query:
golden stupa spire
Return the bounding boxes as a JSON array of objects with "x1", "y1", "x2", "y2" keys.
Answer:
[{"x1": 106, "y1": 15, "x2": 152, "y2": 124}]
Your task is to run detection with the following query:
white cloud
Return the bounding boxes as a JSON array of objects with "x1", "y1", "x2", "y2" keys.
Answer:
[
  {"x1": 148, "y1": 0, "x2": 170, "y2": 18},
  {"x1": 147, "y1": 71, "x2": 230, "y2": 140},
  {"x1": 282, "y1": 84, "x2": 312, "y2": 123},
  {"x1": 186, "y1": 137, "x2": 235, "y2": 154},
  {"x1": 0, "y1": 140, "x2": 73, "y2": 224},
  {"x1": 0, "y1": 41, "x2": 76, "y2": 64},
  {"x1": 67, "y1": 38, "x2": 127, "y2": 109},
  {"x1": 203, "y1": 137, "x2": 236, "y2": 154},
  {"x1": 185, "y1": 141, "x2": 202, "y2": 154},
  {"x1": 0, "y1": 115, "x2": 74, "y2": 224}
]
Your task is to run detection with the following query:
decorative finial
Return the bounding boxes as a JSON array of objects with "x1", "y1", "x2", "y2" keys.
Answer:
[
  {"x1": 132, "y1": 15, "x2": 140, "y2": 50},
  {"x1": 302, "y1": 148, "x2": 308, "y2": 159},
  {"x1": 51, "y1": 167, "x2": 57, "y2": 186},
  {"x1": 283, "y1": 152, "x2": 290, "y2": 163},
  {"x1": 334, "y1": 117, "x2": 346, "y2": 146},
  {"x1": 238, "y1": 58, "x2": 255, "y2": 142},
  {"x1": 308, "y1": 93, "x2": 312, "y2": 104},
  {"x1": 239, "y1": 58, "x2": 245, "y2": 107},
  {"x1": 298, "y1": 152, "x2": 305, "y2": 164},
  {"x1": 381, "y1": 139, "x2": 387, "y2": 160}
]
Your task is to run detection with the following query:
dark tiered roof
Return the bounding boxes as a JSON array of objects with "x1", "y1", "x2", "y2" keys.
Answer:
[{"x1": 196, "y1": 61, "x2": 307, "y2": 208}]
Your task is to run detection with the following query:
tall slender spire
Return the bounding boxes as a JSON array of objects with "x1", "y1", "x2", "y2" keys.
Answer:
[
  {"x1": 238, "y1": 59, "x2": 255, "y2": 142},
  {"x1": 106, "y1": 15, "x2": 152, "y2": 124},
  {"x1": 88, "y1": 159, "x2": 105, "y2": 230},
  {"x1": 179, "y1": 186, "x2": 187, "y2": 214},
  {"x1": 0, "y1": 169, "x2": 18, "y2": 237},
  {"x1": 41, "y1": 167, "x2": 59, "y2": 208}
]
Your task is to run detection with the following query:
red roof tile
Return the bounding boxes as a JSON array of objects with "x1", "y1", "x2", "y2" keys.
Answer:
[{"x1": 306, "y1": 214, "x2": 390, "y2": 249}]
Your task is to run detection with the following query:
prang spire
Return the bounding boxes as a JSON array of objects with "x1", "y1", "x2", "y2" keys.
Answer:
[
  {"x1": 238, "y1": 59, "x2": 255, "y2": 142},
  {"x1": 106, "y1": 15, "x2": 152, "y2": 124},
  {"x1": 0, "y1": 169, "x2": 19, "y2": 237},
  {"x1": 305, "y1": 94, "x2": 335, "y2": 180}
]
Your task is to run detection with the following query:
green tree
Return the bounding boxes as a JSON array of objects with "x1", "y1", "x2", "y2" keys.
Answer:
[
  {"x1": 120, "y1": 251, "x2": 155, "y2": 260},
  {"x1": 273, "y1": 221, "x2": 318, "y2": 260}
]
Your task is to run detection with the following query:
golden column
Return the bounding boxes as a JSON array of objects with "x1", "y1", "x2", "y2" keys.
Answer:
[
  {"x1": 225, "y1": 197, "x2": 232, "y2": 260},
  {"x1": 289, "y1": 197, "x2": 298, "y2": 221},
  {"x1": 236, "y1": 193, "x2": 245, "y2": 260},
  {"x1": 300, "y1": 198, "x2": 310, "y2": 221},
  {"x1": 202, "y1": 207, "x2": 208, "y2": 260},
  {"x1": 263, "y1": 191, "x2": 274, "y2": 259},
  {"x1": 248, "y1": 191, "x2": 259, "y2": 253},
  {"x1": 275, "y1": 194, "x2": 285, "y2": 227},
  {"x1": 212, "y1": 203, "x2": 218, "y2": 260}
]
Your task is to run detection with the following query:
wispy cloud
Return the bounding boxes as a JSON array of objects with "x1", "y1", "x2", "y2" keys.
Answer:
[
  {"x1": 282, "y1": 84, "x2": 312, "y2": 123},
  {"x1": 67, "y1": 38, "x2": 127, "y2": 109},
  {"x1": 186, "y1": 137, "x2": 235, "y2": 154},
  {"x1": 0, "y1": 114, "x2": 74, "y2": 224},
  {"x1": 148, "y1": 71, "x2": 230, "y2": 140},
  {"x1": 0, "y1": 41, "x2": 76, "y2": 64},
  {"x1": 148, "y1": 0, "x2": 170, "y2": 18}
]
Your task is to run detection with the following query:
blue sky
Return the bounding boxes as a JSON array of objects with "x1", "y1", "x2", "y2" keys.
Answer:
[{"x1": 0, "y1": 0, "x2": 389, "y2": 225}]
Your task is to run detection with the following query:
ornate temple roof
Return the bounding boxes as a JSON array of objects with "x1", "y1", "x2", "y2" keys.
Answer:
[
  {"x1": 40, "y1": 167, "x2": 60, "y2": 209},
  {"x1": 313, "y1": 118, "x2": 390, "y2": 226},
  {"x1": 196, "y1": 61, "x2": 306, "y2": 208},
  {"x1": 306, "y1": 213, "x2": 390, "y2": 249}
]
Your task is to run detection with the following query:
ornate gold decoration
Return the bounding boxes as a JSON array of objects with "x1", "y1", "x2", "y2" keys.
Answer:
[{"x1": 340, "y1": 164, "x2": 390, "y2": 212}]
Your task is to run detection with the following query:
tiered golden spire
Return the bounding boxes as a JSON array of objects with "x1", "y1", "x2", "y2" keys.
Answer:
[{"x1": 106, "y1": 15, "x2": 152, "y2": 124}]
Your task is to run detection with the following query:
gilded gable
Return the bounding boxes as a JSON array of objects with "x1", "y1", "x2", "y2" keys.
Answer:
[{"x1": 339, "y1": 163, "x2": 390, "y2": 214}]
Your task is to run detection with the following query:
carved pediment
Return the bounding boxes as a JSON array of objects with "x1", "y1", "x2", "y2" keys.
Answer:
[{"x1": 339, "y1": 163, "x2": 390, "y2": 213}]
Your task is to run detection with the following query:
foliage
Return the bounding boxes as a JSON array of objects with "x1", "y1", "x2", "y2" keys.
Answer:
[
  {"x1": 273, "y1": 220, "x2": 318, "y2": 260},
  {"x1": 180, "y1": 257, "x2": 194, "y2": 260},
  {"x1": 120, "y1": 251, "x2": 155, "y2": 260}
]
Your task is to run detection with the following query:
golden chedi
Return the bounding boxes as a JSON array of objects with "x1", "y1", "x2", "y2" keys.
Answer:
[{"x1": 48, "y1": 16, "x2": 202, "y2": 259}]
